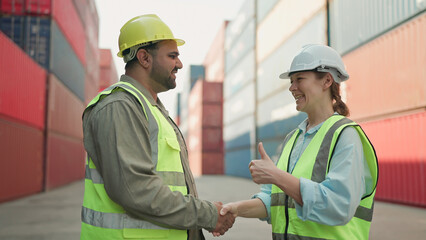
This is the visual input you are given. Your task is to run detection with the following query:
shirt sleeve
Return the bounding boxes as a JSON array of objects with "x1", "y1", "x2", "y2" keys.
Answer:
[
  {"x1": 88, "y1": 93, "x2": 217, "y2": 230},
  {"x1": 295, "y1": 126, "x2": 368, "y2": 226},
  {"x1": 252, "y1": 184, "x2": 272, "y2": 223}
]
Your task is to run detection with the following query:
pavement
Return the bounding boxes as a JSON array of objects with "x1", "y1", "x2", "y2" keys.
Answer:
[{"x1": 0, "y1": 175, "x2": 425, "y2": 240}]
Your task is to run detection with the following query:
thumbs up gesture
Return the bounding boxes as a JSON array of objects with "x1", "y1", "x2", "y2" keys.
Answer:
[{"x1": 249, "y1": 142, "x2": 278, "y2": 185}]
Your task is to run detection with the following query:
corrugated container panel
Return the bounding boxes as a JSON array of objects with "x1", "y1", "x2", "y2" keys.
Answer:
[
  {"x1": 329, "y1": 0, "x2": 426, "y2": 55},
  {"x1": 257, "y1": 0, "x2": 325, "y2": 63},
  {"x1": 225, "y1": 20, "x2": 255, "y2": 73},
  {"x1": 257, "y1": 10, "x2": 327, "y2": 100},
  {"x1": 224, "y1": 81, "x2": 255, "y2": 125},
  {"x1": 203, "y1": 21, "x2": 228, "y2": 83},
  {"x1": 225, "y1": 146, "x2": 255, "y2": 178},
  {"x1": 224, "y1": 49, "x2": 255, "y2": 99},
  {"x1": 0, "y1": 0, "x2": 25, "y2": 15},
  {"x1": 87, "y1": 39, "x2": 100, "y2": 85},
  {"x1": 189, "y1": 65, "x2": 205, "y2": 90},
  {"x1": 202, "y1": 152, "x2": 224, "y2": 175},
  {"x1": 202, "y1": 81, "x2": 222, "y2": 104},
  {"x1": 202, "y1": 127, "x2": 223, "y2": 152},
  {"x1": 225, "y1": 0, "x2": 254, "y2": 51},
  {"x1": 343, "y1": 12, "x2": 426, "y2": 120},
  {"x1": 0, "y1": 117, "x2": 43, "y2": 203},
  {"x1": 51, "y1": 21, "x2": 85, "y2": 101},
  {"x1": 0, "y1": 31, "x2": 46, "y2": 129},
  {"x1": 85, "y1": 74, "x2": 99, "y2": 105},
  {"x1": 47, "y1": 74, "x2": 85, "y2": 139},
  {"x1": 25, "y1": 16, "x2": 50, "y2": 69},
  {"x1": 257, "y1": 90, "x2": 307, "y2": 140},
  {"x1": 99, "y1": 48, "x2": 117, "y2": 89},
  {"x1": 189, "y1": 150, "x2": 202, "y2": 177},
  {"x1": 52, "y1": 0, "x2": 86, "y2": 65},
  {"x1": 45, "y1": 131, "x2": 85, "y2": 190},
  {"x1": 360, "y1": 111, "x2": 426, "y2": 206},
  {"x1": 202, "y1": 104, "x2": 223, "y2": 128},
  {"x1": 0, "y1": 15, "x2": 25, "y2": 48},
  {"x1": 257, "y1": 0, "x2": 279, "y2": 24},
  {"x1": 224, "y1": 115, "x2": 255, "y2": 150},
  {"x1": 84, "y1": 0, "x2": 99, "y2": 53},
  {"x1": 25, "y1": 0, "x2": 51, "y2": 15},
  {"x1": 260, "y1": 138, "x2": 285, "y2": 163}
]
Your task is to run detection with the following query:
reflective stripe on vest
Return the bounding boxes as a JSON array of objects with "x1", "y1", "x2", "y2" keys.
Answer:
[
  {"x1": 271, "y1": 115, "x2": 378, "y2": 240},
  {"x1": 81, "y1": 82, "x2": 187, "y2": 240}
]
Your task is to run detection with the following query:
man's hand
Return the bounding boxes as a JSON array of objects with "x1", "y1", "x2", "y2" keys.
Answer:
[
  {"x1": 210, "y1": 202, "x2": 235, "y2": 237},
  {"x1": 249, "y1": 142, "x2": 278, "y2": 184}
]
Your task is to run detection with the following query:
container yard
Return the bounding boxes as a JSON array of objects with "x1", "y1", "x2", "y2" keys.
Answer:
[{"x1": 0, "y1": 0, "x2": 425, "y2": 239}]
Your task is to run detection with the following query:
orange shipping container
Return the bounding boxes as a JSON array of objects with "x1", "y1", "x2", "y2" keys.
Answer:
[
  {"x1": 343, "y1": 13, "x2": 426, "y2": 121},
  {"x1": 99, "y1": 49, "x2": 118, "y2": 90}
]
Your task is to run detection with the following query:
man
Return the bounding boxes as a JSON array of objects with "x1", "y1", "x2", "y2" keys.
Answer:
[{"x1": 80, "y1": 14, "x2": 234, "y2": 240}]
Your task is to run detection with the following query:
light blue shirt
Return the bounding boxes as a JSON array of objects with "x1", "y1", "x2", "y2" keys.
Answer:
[{"x1": 253, "y1": 116, "x2": 373, "y2": 226}]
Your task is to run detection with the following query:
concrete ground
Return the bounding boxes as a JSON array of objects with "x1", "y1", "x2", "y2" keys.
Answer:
[{"x1": 0, "y1": 175, "x2": 425, "y2": 239}]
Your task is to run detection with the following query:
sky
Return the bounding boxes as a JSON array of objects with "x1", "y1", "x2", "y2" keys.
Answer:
[{"x1": 94, "y1": 0, "x2": 245, "y2": 118}]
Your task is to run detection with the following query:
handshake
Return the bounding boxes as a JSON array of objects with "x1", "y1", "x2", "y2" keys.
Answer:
[{"x1": 209, "y1": 201, "x2": 238, "y2": 237}]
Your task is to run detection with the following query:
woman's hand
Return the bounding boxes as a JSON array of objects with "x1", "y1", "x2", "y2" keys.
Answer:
[{"x1": 249, "y1": 142, "x2": 279, "y2": 185}]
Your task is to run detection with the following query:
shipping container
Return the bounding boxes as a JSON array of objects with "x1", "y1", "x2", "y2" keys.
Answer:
[
  {"x1": 360, "y1": 111, "x2": 426, "y2": 206},
  {"x1": 25, "y1": 0, "x2": 51, "y2": 15},
  {"x1": 202, "y1": 152, "x2": 224, "y2": 175},
  {"x1": 256, "y1": 0, "x2": 325, "y2": 63},
  {"x1": 225, "y1": 20, "x2": 255, "y2": 73},
  {"x1": 47, "y1": 74, "x2": 85, "y2": 139},
  {"x1": 188, "y1": 150, "x2": 202, "y2": 177},
  {"x1": 0, "y1": 31, "x2": 47, "y2": 130},
  {"x1": 85, "y1": 73, "x2": 99, "y2": 105},
  {"x1": 52, "y1": 0, "x2": 86, "y2": 65},
  {"x1": 0, "y1": 15, "x2": 25, "y2": 48},
  {"x1": 51, "y1": 21, "x2": 86, "y2": 101},
  {"x1": 329, "y1": 0, "x2": 426, "y2": 55},
  {"x1": 99, "y1": 48, "x2": 118, "y2": 90},
  {"x1": 225, "y1": 0, "x2": 255, "y2": 51},
  {"x1": 257, "y1": 0, "x2": 279, "y2": 24},
  {"x1": 224, "y1": 81, "x2": 255, "y2": 125},
  {"x1": 224, "y1": 115, "x2": 256, "y2": 150},
  {"x1": 343, "y1": 12, "x2": 426, "y2": 121},
  {"x1": 0, "y1": 117, "x2": 43, "y2": 203},
  {"x1": 256, "y1": 10, "x2": 327, "y2": 101},
  {"x1": 225, "y1": 146, "x2": 255, "y2": 178},
  {"x1": 25, "y1": 16, "x2": 50, "y2": 69},
  {"x1": 45, "y1": 131, "x2": 85, "y2": 190},
  {"x1": 224, "y1": 50, "x2": 255, "y2": 99},
  {"x1": 203, "y1": 21, "x2": 228, "y2": 83},
  {"x1": 0, "y1": 0, "x2": 25, "y2": 15},
  {"x1": 188, "y1": 65, "x2": 205, "y2": 90}
]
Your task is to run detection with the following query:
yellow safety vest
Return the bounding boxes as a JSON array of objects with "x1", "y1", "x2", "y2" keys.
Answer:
[
  {"x1": 271, "y1": 115, "x2": 378, "y2": 240},
  {"x1": 80, "y1": 82, "x2": 187, "y2": 240}
]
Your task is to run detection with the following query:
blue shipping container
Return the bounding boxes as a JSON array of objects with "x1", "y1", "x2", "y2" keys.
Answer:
[
  {"x1": 225, "y1": 146, "x2": 255, "y2": 178},
  {"x1": 25, "y1": 16, "x2": 50, "y2": 69},
  {"x1": 0, "y1": 15, "x2": 25, "y2": 49}
]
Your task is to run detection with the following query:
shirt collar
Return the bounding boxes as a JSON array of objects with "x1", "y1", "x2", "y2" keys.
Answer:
[
  {"x1": 119, "y1": 75, "x2": 169, "y2": 115},
  {"x1": 298, "y1": 112, "x2": 340, "y2": 135}
]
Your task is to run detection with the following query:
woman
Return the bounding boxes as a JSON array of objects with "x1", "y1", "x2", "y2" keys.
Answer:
[{"x1": 218, "y1": 44, "x2": 378, "y2": 240}]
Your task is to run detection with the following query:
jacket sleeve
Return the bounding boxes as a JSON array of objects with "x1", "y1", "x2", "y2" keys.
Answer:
[{"x1": 88, "y1": 93, "x2": 218, "y2": 230}]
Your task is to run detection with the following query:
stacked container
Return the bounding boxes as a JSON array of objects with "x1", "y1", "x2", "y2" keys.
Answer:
[
  {"x1": 0, "y1": 0, "x2": 102, "y2": 200},
  {"x1": 223, "y1": 0, "x2": 256, "y2": 178},
  {"x1": 0, "y1": 32, "x2": 46, "y2": 202},
  {"x1": 99, "y1": 49, "x2": 118, "y2": 92},
  {"x1": 329, "y1": 0, "x2": 426, "y2": 206},
  {"x1": 187, "y1": 80, "x2": 223, "y2": 176}
]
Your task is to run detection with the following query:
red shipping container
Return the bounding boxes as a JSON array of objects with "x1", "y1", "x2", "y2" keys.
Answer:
[
  {"x1": 344, "y1": 13, "x2": 426, "y2": 121},
  {"x1": 0, "y1": 117, "x2": 43, "y2": 203},
  {"x1": 0, "y1": 0, "x2": 25, "y2": 15},
  {"x1": 188, "y1": 150, "x2": 202, "y2": 177},
  {"x1": 0, "y1": 31, "x2": 47, "y2": 130},
  {"x1": 25, "y1": 0, "x2": 51, "y2": 15},
  {"x1": 45, "y1": 131, "x2": 85, "y2": 190},
  {"x1": 202, "y1": 152, "x2": 224, "y2": 175},
  {"x1": 85, "y1": 73, "x2": 99, "y2": 105},
  {"x1": 202, "y1": 128, "x2": 223, "y2": 152},
  {"x1": 360, "y1": 111, "x2": 426, "y2": 206},
  {"x1": 52, "y1": 0, "x2": 86, "y2": 65},
  {"x1": 47, "y1": 74, "x2": 85, "y2": 139},
  {"x1": 99, "y1": 49, "x2": 118, "y2": 89}
]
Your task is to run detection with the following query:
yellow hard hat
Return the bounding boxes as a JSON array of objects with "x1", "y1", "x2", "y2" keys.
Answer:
[{"x1": 117, "y1": 14, "x2": 185, "y2": 58}]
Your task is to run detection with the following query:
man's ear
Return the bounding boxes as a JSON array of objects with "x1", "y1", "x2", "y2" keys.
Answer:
[{"x1": 136, "y1": 49, "x2": 151, "y2": 68}]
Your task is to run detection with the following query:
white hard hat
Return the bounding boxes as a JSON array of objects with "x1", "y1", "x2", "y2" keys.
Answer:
[{"x1": 279, "y1": 44, "x2": 349, "y2": 83}]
